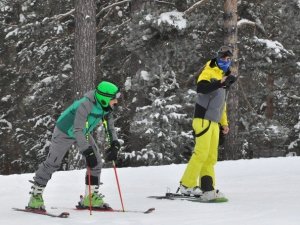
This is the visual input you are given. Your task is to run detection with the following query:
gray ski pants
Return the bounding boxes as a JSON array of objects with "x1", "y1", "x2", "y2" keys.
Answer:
[{"x1": 34, "y1": 126, "x2": 102, "y2": 186}]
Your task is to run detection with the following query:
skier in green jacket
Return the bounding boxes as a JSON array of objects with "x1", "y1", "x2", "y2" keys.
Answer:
[{"x1": 27, "y1": 81, "x2": 121, "y2": 210}]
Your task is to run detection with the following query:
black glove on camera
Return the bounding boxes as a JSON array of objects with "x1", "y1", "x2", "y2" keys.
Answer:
[
  {"x1": 223, "y1": 74, "x2": 237, "y2": 88},
  {"x1": 82, "y1": 146, "x2": 98, "y2": 168},
  {"x1": 105, "y1": 140, "x2": 120, "y2": 161}
]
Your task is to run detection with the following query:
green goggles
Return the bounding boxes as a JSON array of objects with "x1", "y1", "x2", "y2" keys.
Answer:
[{"x1": 96, "y1": 89, "x2": 121, "y2": 99}]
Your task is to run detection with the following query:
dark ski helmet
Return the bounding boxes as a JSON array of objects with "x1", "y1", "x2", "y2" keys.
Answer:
[
  {"x1": 217, "y1": 46, "x2": 233, "y2": 58},
  {"x1": 95, "y1": 81, "x2": 120, "y2": 107}
]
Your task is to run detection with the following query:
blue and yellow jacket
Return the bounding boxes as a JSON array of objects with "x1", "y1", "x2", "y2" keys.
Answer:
[{"x1": 194, "y1": 58, "x2": 228, "y2": 126}]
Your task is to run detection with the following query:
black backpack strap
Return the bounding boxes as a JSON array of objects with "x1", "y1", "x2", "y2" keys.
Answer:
[{"x1": 194, "y1": 120, "x2": 211, "y2": 138}]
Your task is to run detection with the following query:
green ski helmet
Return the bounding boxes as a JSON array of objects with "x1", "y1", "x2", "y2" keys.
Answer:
[{"x1": 95, "y1": 81, "x2": 120, "y2": 107}]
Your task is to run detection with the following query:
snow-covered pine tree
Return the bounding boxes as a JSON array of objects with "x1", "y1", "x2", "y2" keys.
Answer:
[
  {"x1": 126, "y1": 67, "x2": 193, "y2": 166},
  {"x1": 288, "y1": 112, "x2": 300, "y2": 156}
]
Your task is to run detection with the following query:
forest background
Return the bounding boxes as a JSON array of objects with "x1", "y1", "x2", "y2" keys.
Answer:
[{"x1": 0, "y1": 0, "x2": 299, "y2": 174}]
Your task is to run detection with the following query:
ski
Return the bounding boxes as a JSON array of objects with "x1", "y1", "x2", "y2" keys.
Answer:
[
  {"x1": 75, "y1": 206, "x2": 155, "y2": 214},
  {"x1": 12, "y1": 207, "x2": 70, "y2": 218},
  {"x1": 51, "y1": 206, "x2": 155, "y2": 214},
  {"x1": 188, "y1": 197, "x2": 228, "y2": 203},
  {"x1": 148, "y1": 192, "x2": 228, "y2": 203}
]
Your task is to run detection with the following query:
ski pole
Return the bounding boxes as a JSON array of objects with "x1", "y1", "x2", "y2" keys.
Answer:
[
  {"x1": 113, "y1": 161, "x2": 125, "y2": 212},
  {"x1": 85, "y1": 122, "x2": 93, "y2": 215},
  {"x1": 87, "y1": 167, "x2": 92, "y2": 215}
]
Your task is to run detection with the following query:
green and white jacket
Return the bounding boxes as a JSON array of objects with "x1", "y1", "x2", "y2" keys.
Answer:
[{"x1": 56, "y1": 91, "x2": 118, "y2": 152}]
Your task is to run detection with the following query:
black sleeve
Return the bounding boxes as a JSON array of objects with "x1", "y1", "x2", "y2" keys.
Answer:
[{"x1": 197, "y1": 80, "x2": 222, "y2": 94}]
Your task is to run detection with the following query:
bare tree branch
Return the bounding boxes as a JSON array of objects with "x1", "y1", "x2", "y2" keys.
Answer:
[
  {"x1": 52, "y1": 9, "x2": 75, "y2": 21},
  {"x1": 97, "y1": 8, "x2": 113, "y2": 31},
  {"x1": 237, "y1": 18, "x2": 256, "y2": 28},
  {"x1": 237, "y1": 18, "x2": 267, "y2": 35},
  {"x1": 154, "y1": 0, "x2": 175, "y2": 7},
  {"x1": 96, "y1": 0, "x2": 131, "y2": 18},
  {"x1": 288, "y1": 95, "x2": 300, "y2": 100},
  {"x1": 183, "y1": 0, "x2": 209, "y2": 16}
]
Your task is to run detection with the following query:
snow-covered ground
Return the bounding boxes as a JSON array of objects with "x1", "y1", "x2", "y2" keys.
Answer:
[{"x1": 1, "y1": 157, "x2": 299, "y2": 225}]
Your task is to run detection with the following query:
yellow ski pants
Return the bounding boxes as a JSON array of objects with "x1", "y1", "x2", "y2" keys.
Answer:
[{"x1": 180, "y1": 118, "x2": 219, "y2": 188}]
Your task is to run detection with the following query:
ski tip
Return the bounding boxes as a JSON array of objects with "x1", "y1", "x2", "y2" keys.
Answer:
[
  {"x1": 144, "y1": 207, "x2": 155, "y2": 214},
  {"x1": 59, "y1": 212, "x2": 70, "y2": 218},
  {"x1": 212, "y1": 197, "x2": 229, "y2": 203},
  {"x1": 206, "y1": 197, "x2": 229, "y2": 203}
]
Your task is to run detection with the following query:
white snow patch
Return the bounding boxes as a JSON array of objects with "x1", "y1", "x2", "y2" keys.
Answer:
[
  {"x1": 187, "y1": 88, "x2": 196, "y2": 95},
  {"x1": 145, "y1": 14, "x2": 153, "y2": 21},
  {"x1": 162, "y1": 115, "x2": 169, "y2": 123},
  {"x1": 158, "y1": 11, "x2": 187, "y2": 30},
  {"x1": 294, "y1": 121, "x2": 300, "y2": 130},
  {"x1": 297, "y1": 0, "x2": 300, "y2": 9},
  {"x1": 295, "y1": 113, "x2": 300, "y2": 130},
  {"x1": 169, "y1": 112, "x2": 187, "y2": 120},
  {"x1": 0, "y1": 116, "x2": 12, "y2": 130},
  {"x1": 118, "y1": 10, "x2": 123, "y2": 17},
  {"x1": 62, "y1": 64, "x2": 72, "y2": 71},
  {"x1": 19, "y1": 13, "x2": 26, "y2": 23},
  {"x1": 124, "y1": 77, "x2": 132, "y2": 91},
  {"x1": 32, "y1": 76, "x2": 57, "y2": 91},
  {"x1": 1, "y1": 6, "x2": 12, "y2": 12},
  {"x1": 267, "y1": 125, "x2": 279, "y2": 134},
  {"x1": 153, "y1": 99, "x2": 164, "y2": 107},
  {"x1": 145, "y1": 128, "x2": 154, "y2": 134},
  {"x1": 157, "y1": 131, "x2": 163, "y2": 137},
  {"x1": 41, "y1": 76, "x2": 54, "y2": 85},
  {"x1": 33, "y1": 115, "x2": 52, "y2": 128},
  {"x1": 2, "y1": 159, "x2": 300, "y2": 225},
  {"x1": 135, "y1": 118, "x2": 151, "y2": 126},
  {"x1": 140, "y1": 70, "x2": 150, "y2": 81},
  {"x1": 5, "y1": 28, "x2": 19, "y2": 39},
  {"x1": 56, "y1": 25, "x2": 63, "y2": 34},
  {"x1": 254, "y1": 37, "x2": 294, "y2": 58},
  {"x1": 1, "y1": 95, "x2": 11, "y2": 102},
  {"x1": 165, "y1": 104, "x2": 182, "y2": 110}
]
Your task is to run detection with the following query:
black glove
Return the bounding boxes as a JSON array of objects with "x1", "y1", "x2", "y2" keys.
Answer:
[
  {"x1": 223, "y1": 74, "x2": 237, "y2": 88},
  {"x1": 219, "y1": 126, "x2": 226, "y2": 146},
  {"x1": 82, "y1": 146, "x2": 98, "y2": 168},
  {"x1": 105, "y1": 140, "x2": 120, "y2": 161}
]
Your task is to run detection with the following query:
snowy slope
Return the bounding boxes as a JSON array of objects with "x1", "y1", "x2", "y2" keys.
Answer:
[{"x1": 1, "y1": 157, "x2": 300, "y2": 225}]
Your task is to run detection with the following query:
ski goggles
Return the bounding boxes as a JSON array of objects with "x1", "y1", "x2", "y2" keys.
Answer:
[{"x1": 96, "y1": 90, "x2": 121, "y2": 99}]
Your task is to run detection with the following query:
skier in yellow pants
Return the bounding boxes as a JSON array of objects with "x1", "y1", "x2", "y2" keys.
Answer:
[{"x1": 179, "y1": 46, "x2": 237, "y2": 201}]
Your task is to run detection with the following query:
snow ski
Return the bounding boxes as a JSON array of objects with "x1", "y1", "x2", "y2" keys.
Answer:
[
  {"x1": 75, "y1": 204, "x2": 155, "y2": 214},
  {"x1": 12, "y1": 207, "x2": 70, "y2": 218},
  {"x1": 148, "y1": 192, "x2": 228, "y2": 203}
]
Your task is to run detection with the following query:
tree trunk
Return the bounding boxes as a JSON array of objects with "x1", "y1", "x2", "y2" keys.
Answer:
[
  {"x1": 74, "y1": 0, "x2": 96, "y2": 98},
  {"x1": 223, "y1": 0, "x2": 239, "y2": 160},
  {"x1": 266, "y1": 73, "x2": 274, "y2": 119}
]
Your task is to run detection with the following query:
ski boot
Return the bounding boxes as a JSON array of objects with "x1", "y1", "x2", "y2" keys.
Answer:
[
  {"x1": 77, "y1": 185, "x2": 110, "y2": 209},
  {"x1": 200, "y1": 189, "x2": 226, "y2": 201},
  {"x1": 27, "y1": 181, "x2": 46, "y2": 210},
  {"x1": 178, "y1": 184, "x2": 202, "y2": 197}
]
